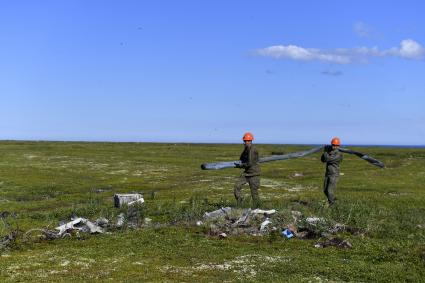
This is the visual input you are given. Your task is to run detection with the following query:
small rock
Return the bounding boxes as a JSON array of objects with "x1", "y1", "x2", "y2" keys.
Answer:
[
  {"x1": 329, "y1": 223, "x2": 345, "y2": 234},
  {"x1": 116, "y1": 213, "x2": 125, "y2": 228},
  {"x1": 85, "y1": 220, "x2": 104, "y2": 234},
  {"x1": 95, "y1": 217, "x2": 109, "y2": 228},
  {"x1": 260, "y1": 219, "x2": 272, "y2": 232},
  {"x1": 291, "y1": 210, "x2": 302, "y2": 222},
  {"x1": 218, "y1": 233, "x2": 227, "y2": 239},
  {"x1": 340, "y1": 240, "x2": 352, "y2": 249},
  {"x1": 296, "y1": 231, "x2": 309, "y2": 239},
  {"x1": 0, "y1": 211, "x2": 11, "y2": 219}
]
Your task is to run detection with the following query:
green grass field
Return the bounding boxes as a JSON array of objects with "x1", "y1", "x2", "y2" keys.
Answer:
[{"x1": 0, "y1": 141, "x2": 424, "y2": 282}]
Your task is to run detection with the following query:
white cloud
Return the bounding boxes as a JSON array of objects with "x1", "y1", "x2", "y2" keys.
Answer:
[
  {"x1": 354, "y1": 22, "x2": 372, "y2": 38},
  {"x1": 255, "y1": 39, "x2": 424, "y2": 64},
  {"x1": 397, "y1": 39, "x2": 425, "y2": 59},
  {"x1": 256, "y1": 45, "x2": 351, "y2": 64}
]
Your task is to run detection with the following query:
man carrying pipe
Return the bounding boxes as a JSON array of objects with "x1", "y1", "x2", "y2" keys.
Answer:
[
  {"x1": 321, "y1": 137, "x2": 343, "y2": 206},
  {"x1": 234, "y1": 132, "x2": 261, "y2": 207}
]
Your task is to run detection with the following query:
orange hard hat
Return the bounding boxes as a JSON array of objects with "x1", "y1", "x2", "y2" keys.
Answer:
[
  {"x1": 331, "y1": 137, "x2": 341, "y2": 146},
  {"x1": 242, "y1": 132, "x2": 254, "y2": 141}
]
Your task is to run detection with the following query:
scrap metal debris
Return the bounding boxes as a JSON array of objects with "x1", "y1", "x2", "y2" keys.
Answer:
[
  {"x1": 233, "y1": 209, "x2": 251, "y2": 227},
  {"x1": 260, "y1": 218, "x2": 272, "y2": 232},
  {"x1": 251, "y1": 209, "x2": 276, "y2": 217},
  {"x1": 116, "y1": 213, "x2": 126, "y2": 228},
  {"x1": 204, "y1": 207, "x2": 232, "y2": 220},
  {"x1": 0, "y1": 196, "x2": 151, "y2": 249},
  {"x1": 200, "y1": 208, "x2": 359, "y2": 246},
  {"x1": 291, "y1": 210, "x2": 302, "y2": 222},
  {"x1": 218, "y1": 232, "x2": 227, "y2": 239},
  {"x1": 95, "y1": 217, "x2": 109, "y2": 228},
  {"x1": 127, "y1": 206, "x2": 142, "y2": 228},
  {"x1": 114, "y1": 193, "x2": 144, "y2": 208},
  {"x1": 55, "y1": 217, "x2": 104, "y2": 236},
  {"x1": 202, "y1": 207, "x2": 279, "y2": 237}
]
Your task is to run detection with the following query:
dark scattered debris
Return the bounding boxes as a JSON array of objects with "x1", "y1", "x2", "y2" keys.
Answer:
[
  {"x1": 149, "y1": 190, "x2": 157, "y2": 200},
  {"x1": 0, "y1": 211, "x2": 16, "y2": 219},
  {"x1": 218, "y1": 232, "x2": 227, "y2": 239},
  {"x1": 0, "y1": 230, "x2": 19, "y2": 250},
  {"x1": 95, "y1": 217, "x2": 109, "y2": 227},
  {"x1": 204, "y1": 207, "x2": 232, "y2": 220},
  {"x1": 291, "y1": 199, "x2": 309, "y2": 206},
  {"x1": 127, "y1": 206, "x2": 142, "y2": 228},
  {"x1": 91, "y1": 186, "x2": 113, "y2": 194},
  {"x1": 315, "y1": 237, "x2": 352, "y2": 249},
  {"x1": 1, "y1": 196, "x2": 149, "y2": 249},
  {"x1": 200, "y1": 207, "x2": 360, "y2": 247}
]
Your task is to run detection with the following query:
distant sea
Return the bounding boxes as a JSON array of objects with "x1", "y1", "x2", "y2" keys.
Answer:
[
  {"x1": 308, "y1": 144, "x2": 425, "y2": 148},
  {"x1": 1, "y1": 139, "x2": 424, "y2": 148}
]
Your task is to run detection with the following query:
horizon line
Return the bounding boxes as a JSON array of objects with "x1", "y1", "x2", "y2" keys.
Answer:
[{"x1": 1, "y1": 139, "x2": 424, "y2": 148}]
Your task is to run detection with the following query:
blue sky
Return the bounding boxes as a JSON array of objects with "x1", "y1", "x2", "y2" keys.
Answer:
[{"x1": 1, "y1": 1, "x2": 424, "y2": 145}]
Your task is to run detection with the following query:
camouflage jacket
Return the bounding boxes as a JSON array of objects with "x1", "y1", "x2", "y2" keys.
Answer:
[
  {"x1": 321, "y1": 149, "x2": 343, "y2": 176},
  {"x1": 239, "y1": 145, "x2": 261, "y2": 177}
]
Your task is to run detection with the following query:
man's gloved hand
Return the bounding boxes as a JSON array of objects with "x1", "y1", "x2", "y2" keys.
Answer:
[
  {"x1": 324, "y1": 145, "x2": 332, "y2": 152},
  {"x1": 234, "y1": 162, "x2": 245, "y2": 168}
]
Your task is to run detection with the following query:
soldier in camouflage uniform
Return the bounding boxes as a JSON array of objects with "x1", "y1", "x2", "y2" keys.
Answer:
[
  {"x1": 234, "y1": 132, "x2": 261, "y2": 207},
  {"x1": 321, "y1": 137, "x2": 343, "y2": 206}
]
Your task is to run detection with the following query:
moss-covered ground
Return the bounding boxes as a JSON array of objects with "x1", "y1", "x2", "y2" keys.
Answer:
[{"x1": 0, "y1": 141, "x2": 424, "y2": 282}]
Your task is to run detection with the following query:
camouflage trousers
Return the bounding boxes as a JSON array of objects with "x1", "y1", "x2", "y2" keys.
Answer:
[
  {"x1": 234, "y1": 175, "x2": 260, "y2": 207},
  {"x1": 323, "y1": 175, "x2": 339, "y2": 204}
]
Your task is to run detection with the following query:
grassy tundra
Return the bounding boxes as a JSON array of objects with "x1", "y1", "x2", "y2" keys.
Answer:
[{"x1": 0, "y1": 141, "x2": 424, "y2": 282}]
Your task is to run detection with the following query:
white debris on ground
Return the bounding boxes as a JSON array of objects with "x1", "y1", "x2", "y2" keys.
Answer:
[
  {"x1": 251, "y1": 209, "x2": 276, "y2": 216},
  {"x1": 55, "y1": 218, "x2": 104, "y2": 236},
  {"x1": 204, "y1": 207, "x2": 232, "y2": 219},
  {"x1": 114, "y1": 193, "x2": 144, "y2": 208},
  {"x1": 199, "y1": 207, "x2": 357, "y2": 248},
  {"x1": 260, "y1": 218, "x2": 272, "y2": 232}
]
